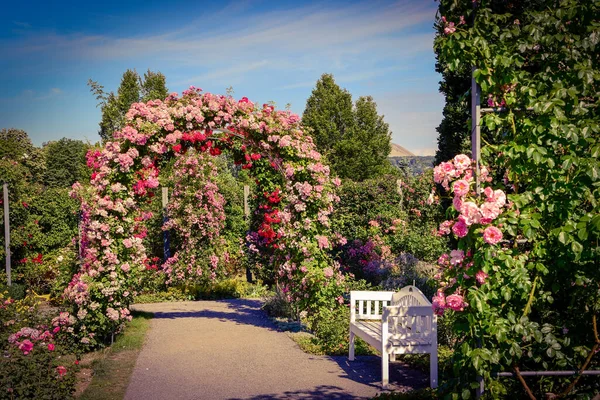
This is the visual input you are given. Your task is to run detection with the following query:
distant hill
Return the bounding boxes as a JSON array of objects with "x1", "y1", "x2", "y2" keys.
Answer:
[
  {"x1": 389, "y1": 156, "x2": 435, "y2": 176},
  {"x1": 389, "y1": 143, "x2": 415, "y2": 157}
]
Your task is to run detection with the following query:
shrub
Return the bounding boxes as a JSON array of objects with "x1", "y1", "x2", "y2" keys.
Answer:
[{"x1": 0, "y1": 292, "x2": 78, "y2": 399}]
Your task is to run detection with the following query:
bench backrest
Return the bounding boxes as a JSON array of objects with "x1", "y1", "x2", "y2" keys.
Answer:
[
  {"x1": 350, "y1": 286, "x2": 432, "y2": 322},
  {"x1": 383, "y1": 305, "x2": 436, "y2": 344},
  {"x1": 350, "y1": 291, "x2": 394, "y2": 321},
  {"x1": 390, "y1": 285, "x2": 430, "y2": 307}
]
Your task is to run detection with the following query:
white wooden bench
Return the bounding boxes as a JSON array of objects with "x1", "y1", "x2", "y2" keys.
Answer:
[{"x1": 349, "y1": 286, "x2": 438, "y2": 389}]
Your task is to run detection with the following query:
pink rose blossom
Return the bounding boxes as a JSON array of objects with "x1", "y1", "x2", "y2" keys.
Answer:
[
  {"x1": 483, "y1": 226, "x2": 503, "y2": 244},
  {"x1": 453, "y1": 154, "x2": 471, "y2": 171},
  {"x1": 450, "y1": 249, "x2": 465, "y2": 265},
  {"x1": 460, "y1": 201, "x2": 481, "y2": 225},
  {"x1": 475, "y1": 270, "x2": 489, "y2": 285},
  {"x1": 446, "y1": 293, "x2": 468, "y2": 311},
  {"x1": 323, "y1": 267, "x2": 334, "y2": 278},
  {"x1": 480, "y1": 202, "x2": 501, "y2": 220},
  {"x1": 452, "y1": 179, "x2": 470, "y2": 197},
  {"x1": 432, "y1": 291, "x2": 446, "y2": 315},
  {"x1": 48, "y1": 343, "x2": 55, "y2": 351},
  {"x1": 452, "y1": 218, "x2": 469, "y2": 238},
  {"x1": 19, "y1": 339, "x2": 34, "y2": 355}
]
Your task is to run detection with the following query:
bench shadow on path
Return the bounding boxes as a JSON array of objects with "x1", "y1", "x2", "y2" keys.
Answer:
[
  {"x1": 227, "y1": 384, "x2": 370, "y2": 400},
  {"x1": 329, "y1": 355, "x2": 429, "y2": 392},
  {"x1": 144, "y1": 299, "x2": 277, "y2": 330}
]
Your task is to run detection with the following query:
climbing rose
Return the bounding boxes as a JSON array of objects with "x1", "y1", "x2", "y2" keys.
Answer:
[
  {"x1": 483, "y1": 226, "x2": 503, "y2": 244},
  {"x1": 56, "y1": 366, "x2": 67, "y2": 377},
  {"x1": 446, "y1": 294, "x2": 467, "y2": 311}
]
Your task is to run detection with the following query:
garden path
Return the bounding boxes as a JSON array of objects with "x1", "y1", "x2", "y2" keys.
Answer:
[{"x1": 124, "y1": 299, "x2": 427, "y2": 400}]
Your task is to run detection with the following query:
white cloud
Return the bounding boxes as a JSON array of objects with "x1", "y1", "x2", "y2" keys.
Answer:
[{"x1": 0, "y1": 1, "x2": 435, "y2": 73}]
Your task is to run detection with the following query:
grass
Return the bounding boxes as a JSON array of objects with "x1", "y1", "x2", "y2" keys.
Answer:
[{"x1": 77, "y1": 311, "x2": 153, "y2": 400}]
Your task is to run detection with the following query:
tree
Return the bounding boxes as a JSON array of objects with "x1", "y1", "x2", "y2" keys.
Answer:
[
  {"x1": 303, "y1": 74, "x2": 392, "y2": 181},
  {"x1": 0, "y1": 128, "x2": 45, "y2": 183},
  {"x1": 42, "y1": 138, "x2": 90, "y2": 188},
  {"x1": 89, "y1": 69, "x2": 168, "y2": 141},
  {"x1": 302, "y1": 74, "x2": 354, "y2": 154},
  {"x1": 140, "y1": 69, "x2": 169, "y2": 102}
]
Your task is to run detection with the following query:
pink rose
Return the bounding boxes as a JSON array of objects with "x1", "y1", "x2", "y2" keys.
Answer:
[
  {"x1": 480, "y1": 202, "x2": 501, "y2": 220},
  {"x1": 453, "y1": 154, "x2": 471, "y2": 171},
  {"x1": 452, "y1": 179, "x2": 470, "y2": 197},
  {"x1": 56, "y1": 366, "x2": 67, "y2": 377},
  {"x1": 452, "y1": 218, "x2": 469, "y2": 238},
  {"x1": 446, "y1": 294, "x2": 468, "y2": 311},
  {"x1": 323, "y1": 267, "x2": 334, "y2": 278},
  {"x1": 483, "y1": 226, "x2": 503, "y2": 245},
  {"x1": 437, "y1": 253, "x2": 450, "y2": 266},
  {"x1": 450, "y1": 249, "x2": 465, "y2": 265},
  {"x1": 19, "y1": 339, "x2": 34, "y2": 355},
  {"x1": 475, "y1": 270, "x2": 489, "y2": 285},
  {"x1": 48, "y1": 343, "x2": 55, "y2": 351},
  {"x1": 460, "y1": 201, "x2": 481, "y2": 225},
  {"x1": 432, "y1": 291, "x2": 446, "y2": 315}
]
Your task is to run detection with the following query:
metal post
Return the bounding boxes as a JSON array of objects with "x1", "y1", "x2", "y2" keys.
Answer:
[
  {"x1": 162, "y1": 187, "x2": 170, "y2": 260},
  {"x1": 243, "y1": 185, "x2": 253, "y2": 283},
  {"x1": 243, "y1": 185, "x2": 250, "y2": 218},
  {"x1": 471, "y1": 66, "x2": 481, "y2": 195},
  {"x1": 3, "y1": 183, "x2": 10, "y2": 286}
]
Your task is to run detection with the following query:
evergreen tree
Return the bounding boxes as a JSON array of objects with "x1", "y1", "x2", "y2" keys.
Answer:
[
  {"x1": 302, "y1": 74, "x2": 354, "y2": 153},
  {"x1": 303, "y1": 74, "x2": 392, "y2": 181},
  {"x1": 89, "y1": 69, "x2": 168, "y2": 142}
]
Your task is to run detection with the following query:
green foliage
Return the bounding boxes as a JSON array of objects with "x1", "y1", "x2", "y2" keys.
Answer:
[
  {"x1": 303, "y1": 74, "x2": 393, "y2": 181},
  {"x1": 433, "y1": 0, "x2": 549, "y2": 165},
  {"x1": 43, "y1": 138, "x2": 91, "y2": 188},
  {"x1": 435, "y1": 0, "x2": 600, "y2": 396},
  {"x1": 333, "y1": 172, "x2": 447, "y2": 264},
  {"x1": 133, "y1": 287, "x2": 188, "y2": 304},
  {"x1": 0, "y1": 128, "x2": 46, "y2": 182}
]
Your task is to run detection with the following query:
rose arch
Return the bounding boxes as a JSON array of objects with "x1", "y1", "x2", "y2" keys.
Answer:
[{"x1": 67, "y1": 87, "x2": 345, "y2": 348}]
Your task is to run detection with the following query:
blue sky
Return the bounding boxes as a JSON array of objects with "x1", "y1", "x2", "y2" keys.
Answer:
[{"x1": 0, "y1": 0, "x2": 443, "y2": 155}]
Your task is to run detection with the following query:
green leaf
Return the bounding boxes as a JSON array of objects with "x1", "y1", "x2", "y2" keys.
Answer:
[{"x1": 571, "y1": 241, "x2": 583, "y2": 255}]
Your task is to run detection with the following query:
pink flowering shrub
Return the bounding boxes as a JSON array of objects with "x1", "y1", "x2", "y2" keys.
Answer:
[{"x1": 0, "y1": 292, "x2": 78, "y2": 399}]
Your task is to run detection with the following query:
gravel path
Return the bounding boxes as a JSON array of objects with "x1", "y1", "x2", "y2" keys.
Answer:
[{"x1": 124, "y1": 299, "x2": 427, "y2": 400}]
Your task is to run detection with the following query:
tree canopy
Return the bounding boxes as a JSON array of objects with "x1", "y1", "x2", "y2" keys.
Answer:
[{"x1": 302, "y1": 74, "x2": 392, "y2": 181}]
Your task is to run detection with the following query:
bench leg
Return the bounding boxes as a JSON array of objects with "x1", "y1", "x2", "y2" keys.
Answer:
[
  {"x1": 349, "y1": 330, "x2": 355, "y2": 361},
  {"x1": 382, "y1": 350, "x2": 389, "y2": 389},
  {"x1": 390, "y1": 352, "x2": 396, "y2": 362},
  {"x1": 430, "y1": 350, "x2": 438, "y2": 389}
]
